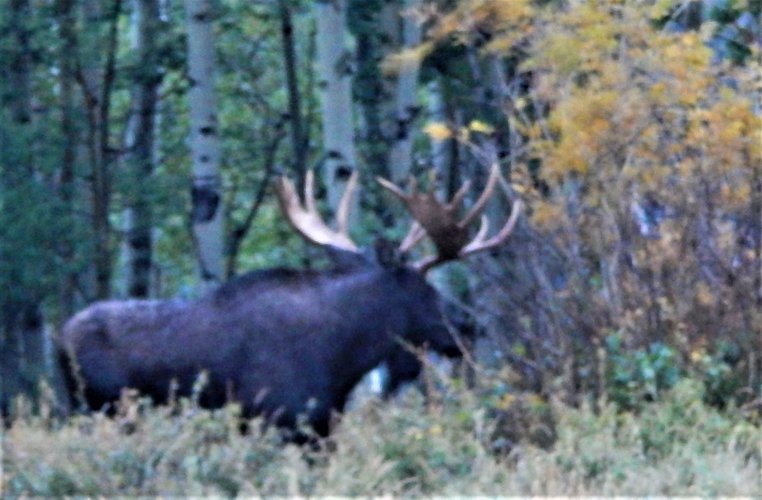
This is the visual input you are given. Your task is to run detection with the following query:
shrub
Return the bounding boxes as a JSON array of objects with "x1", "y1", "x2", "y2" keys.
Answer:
[
  {"x1": 605, "y1": 331, "x2": 682, "y2": 411},
  {"x1": 2, "y1": 373, "x2": 759, "y2": 497}
]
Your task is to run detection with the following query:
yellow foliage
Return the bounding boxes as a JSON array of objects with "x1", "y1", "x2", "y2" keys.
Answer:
[
  {"x1": 511, "y1": 182, "x2": 531, "y2": 195},
  {"x1": 468, "y1": 119, "x2": 495, "y2": 134},
  {"x1": 694, "y1": 282, "x2": 715, "y2": 307},
  {"x1": 409, "y1": 0, "x2": 762, "y2": 402},
  {"x1": 649, "y1": 0, "x2": 676, "y2": 19},
  {"x1": 531, "y1": 200, "x2": 566, "y2": 230},
  {"x1": 428, "y1": 0, "x2": 535, "y2": 54},
  {"x1": 509, "y1": 163, "x2": 536, "y2": 195},
  {"x1": 689, "y1": 348, "x2": 707, "y2": 364},
  {"x1": 423, "y1": 122, "x2": 452, "y2": 141},
  {"x1": 381, "y1": 42, "x2": 434, "y2": 77},
  {"x1": 429, "y1": 4, "x2": 761, "y2": 355},
  {"x1": 510, "y1": 0, "x2": 760, "y2": 213},
  {"x1": 649, "y1": 82, "x2": 667, "y2": 102},
  {"x1": 498, "y1": 393, "x2": 516, "y2": 410}
]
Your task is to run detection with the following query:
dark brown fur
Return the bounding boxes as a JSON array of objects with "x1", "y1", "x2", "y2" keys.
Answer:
[{"x1": 58, "y1": 254, "x2": 460, "y2": 438}]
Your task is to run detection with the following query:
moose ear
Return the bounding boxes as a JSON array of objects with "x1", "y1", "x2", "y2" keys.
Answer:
[{"x1": 373, "y1": 237, "x2": 407, "y2": 269}]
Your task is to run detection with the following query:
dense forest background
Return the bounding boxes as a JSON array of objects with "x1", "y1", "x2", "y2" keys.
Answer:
[{"x1": 0, "y1": 0, "x2": 760, "y2": 427}]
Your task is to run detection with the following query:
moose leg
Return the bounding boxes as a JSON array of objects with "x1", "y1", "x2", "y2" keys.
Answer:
[{"x1": 382, "y1": 347, "x2": 422, "y2": 398}]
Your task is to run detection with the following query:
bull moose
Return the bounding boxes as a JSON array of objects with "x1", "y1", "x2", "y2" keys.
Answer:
[{"x1": 57, "y1": 165, "x2": 521, "y2": 438}]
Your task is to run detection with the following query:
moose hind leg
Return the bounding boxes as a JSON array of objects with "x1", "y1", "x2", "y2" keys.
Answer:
[{"x1": 75, "y1": 349, "x2": 129, "y2": 412}]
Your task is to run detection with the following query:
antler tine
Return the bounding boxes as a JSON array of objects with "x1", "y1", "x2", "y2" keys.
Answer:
[
  {"x1": 411, "y1": 254, "x2": 440, "y2": 274},
  {"x1": 304, "y1": 169, "x2": 317, "y2": 214},
  {"x1": 461, "y1": 200, "x2": 522, "y2": 256},
  {"x1": 471, "y1": 215, "x2": 490, "y2": 245},
  {"x1": 427, "y1": 169, "x2": 437, "y2": 189},
  {"x1": 376, "y1": 176, "x2": 407, "y2": 201},
  {"x1": 448, "y1": 180, "x2": 471, "y2": 210},
  {"x1": 408, "y1": 175, "x2": 418, "y2": 196},
  {"x1": 459, "y1": 163, "x2": 500, "y2": 228},
  {"x1": 400, "y1": 221, "x2": 427, "y2": 253},
  {"x1": 274, "y1": 170, "x2": 359, "y2": 252},
  {"x1": 275, "y1": 175, "x2": 299, "y2": 213},
  {"x1": 336, "y1": 169, "x2": 359, "y2": 234}
]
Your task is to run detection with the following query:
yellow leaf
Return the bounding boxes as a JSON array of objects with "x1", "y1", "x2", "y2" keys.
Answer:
[
  {"x1": 381, "y1": 42, "x2": 434, "y2": 76},
  {"x1": 695, "y1": 282, "x2": 714, "y2": 307},
  {"x1": 423, "y1": 122, "x2": 452, "y2": 141},
  {"x1": 649, "y1": 0, "x2": 674, "y2": 20},
  {"x1": 532, "y1": 200, "x2": 565, "y2": 229},
  {"x1": 511, "y1": 183, "x2": 531, "y2": 194},
  {"x1": 499, "y1": 393, "x2": 516, "y2": 410},
  {"x1": 468, "y1": 119, "x2": 495, "y2": 134},
  {"x1": 689, "y1": 349, "x2": 706, "y2": 363}
]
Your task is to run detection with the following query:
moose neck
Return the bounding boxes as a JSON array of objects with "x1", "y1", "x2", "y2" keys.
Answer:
[{"x1": 321, "y1": 267, "x2": 410, "y2": 399}]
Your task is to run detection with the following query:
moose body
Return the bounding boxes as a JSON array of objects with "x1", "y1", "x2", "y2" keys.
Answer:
[
  {"x1": 59, "y1": 165, "x2": 521, "y2": 439},
  {"x1": 58, "y1": 260, "x2": 458, "y2": 436}
]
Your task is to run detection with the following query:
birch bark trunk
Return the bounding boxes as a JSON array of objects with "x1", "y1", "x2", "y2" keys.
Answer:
[
  {"x1": 185, "y1": 0, "x2": 224, "y2": 284},
  {"x1": 314, "y1": 0, "x2": 359, "y2": 216},
  {"x1": 387, "y1": 0, "x2": 422, "y2": 183}
]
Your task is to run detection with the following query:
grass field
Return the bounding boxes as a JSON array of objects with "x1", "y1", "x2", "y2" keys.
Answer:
[{"x1": 2, "y1": 377, "x2": 760, "y2": 497}]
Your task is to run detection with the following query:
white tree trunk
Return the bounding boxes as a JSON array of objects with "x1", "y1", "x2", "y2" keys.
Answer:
[
  {"x1": 428, "y1": 78, "x2": 451, "y2": 182},
  {"x1": 388, "y1": 0, "x2": 423, "y2": 183},
  {"x1": 314, "y1": 0, "x2": 358, "y2": 216},
  {"x1": 122, "y1": 0, "x2": 161, "y2": 298},
  {"x1": 185, "y1": 0, "x2": 224, "y2": 284}
]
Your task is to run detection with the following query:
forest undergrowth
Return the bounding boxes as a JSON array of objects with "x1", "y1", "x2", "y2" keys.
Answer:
[{"x1": 2, "y1": 371, "x2": 759, "y2": 497}]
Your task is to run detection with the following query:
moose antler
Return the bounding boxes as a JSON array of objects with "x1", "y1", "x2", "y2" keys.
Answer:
[
  {"x1": 377, "y1": 163, "x2": 522, "y2": 273},
  {"x1": 275, "y1": 169, "x2": 360, "y2": 252}
]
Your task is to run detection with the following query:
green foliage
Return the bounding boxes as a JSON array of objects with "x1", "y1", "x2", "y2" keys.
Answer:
[
  {"x1": 691, "y1": 340, "x2": 748, "y2": 410},
  {"x1": 550, "y1": 379, "x2": 760, "y2": 495},
  {"x1": 604, "y1": 331, "x2": 756, "y2": 417},
  {"x1": 701, "y1": 0, "x2": 761, "y2": 63},
  {"x1": 605, "y1": 332, "x2": 682, "y2": 411}
]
